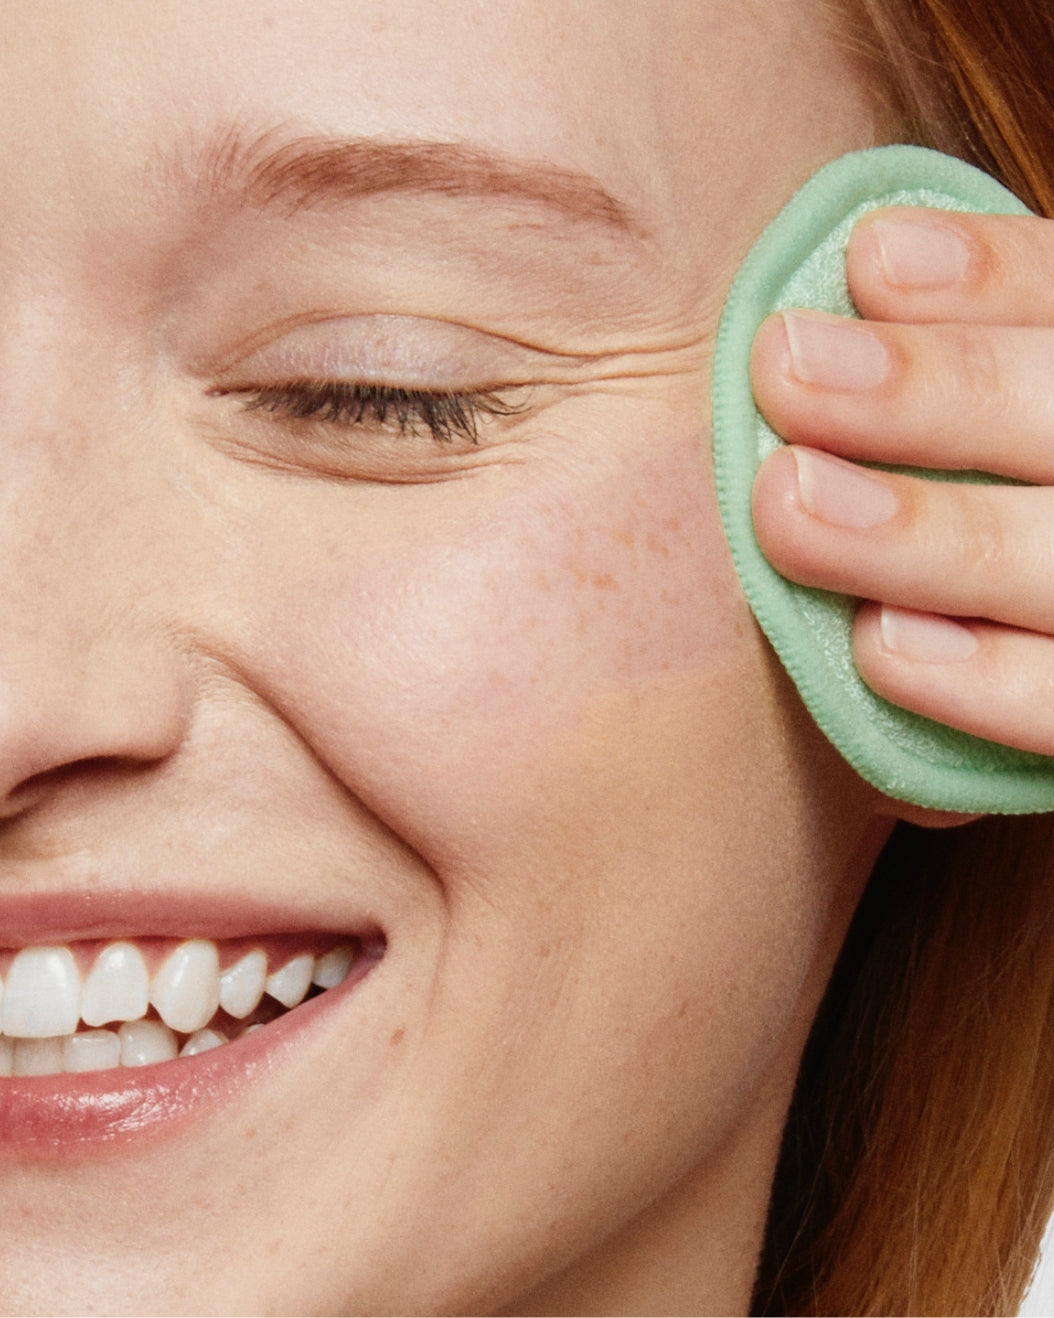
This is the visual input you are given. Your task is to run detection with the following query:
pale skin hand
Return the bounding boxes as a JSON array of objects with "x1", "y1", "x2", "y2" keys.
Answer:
[{"x1": 751, "y1": 206, "x2": 1054, "y2": 756}]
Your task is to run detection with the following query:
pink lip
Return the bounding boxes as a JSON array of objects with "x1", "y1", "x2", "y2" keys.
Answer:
[
  {"x1": 0, "y1": 888, "x2": 381, "y2": 946},
  {"x1": 0, "y1": 888, "x2": 385, "y2": 1154},
  {"x1": 0, "y1": 953, "x2": 378, "y2": 1156}
]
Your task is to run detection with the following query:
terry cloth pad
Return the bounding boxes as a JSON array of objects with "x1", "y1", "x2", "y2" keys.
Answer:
[{"x1": 711, "y1": 143, "x2": 1054, "y2": 814}]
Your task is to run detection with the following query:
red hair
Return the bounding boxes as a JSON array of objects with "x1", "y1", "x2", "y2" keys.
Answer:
[{"x1": 753, "y1": 4, "x2": 1054, "y2": 1312}]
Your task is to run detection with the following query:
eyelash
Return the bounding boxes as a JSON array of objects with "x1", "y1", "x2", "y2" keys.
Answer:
[{"x1": 221, "y1": 380, "x2": 524, "y2": 444}]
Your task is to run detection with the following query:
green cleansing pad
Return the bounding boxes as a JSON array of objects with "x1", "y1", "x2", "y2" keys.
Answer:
[{"x1": 711, "y1": 144, "x2": 1054, "y2": 814}]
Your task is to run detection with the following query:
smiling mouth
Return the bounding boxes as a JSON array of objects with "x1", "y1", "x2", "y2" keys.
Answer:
[{"x1": 0, "y1": 932, "x2": 385, "y2": 1077}]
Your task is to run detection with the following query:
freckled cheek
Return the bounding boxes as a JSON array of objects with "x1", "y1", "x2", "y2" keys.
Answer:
[
  {"x1": 551, "y1": 461, "x2": 749, "y2": 690},
  {"x1": 304, "y1": 439, "x2": 748, "y2": 718},
  {"x1": 387, "y1": 441, "x2": 753, "y2": 717},
  {"x1": 253, "y1": 432, "x2": 759, "y2": 795}
]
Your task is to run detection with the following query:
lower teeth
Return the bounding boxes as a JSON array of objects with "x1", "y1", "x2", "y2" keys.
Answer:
[{"x1": 0, "y1": 969, "x2": 345, "y2": 1076}]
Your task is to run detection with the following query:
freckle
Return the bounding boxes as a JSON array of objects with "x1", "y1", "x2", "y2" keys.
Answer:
[
  {"x1": 614, "y1": 528, "x2": 635, "y2": 548},
  {"x1": 390, "y1": 1027, "x2": 405, "y2": 1047},
  {"x1": 592, "y1": 573, "x2": 617, "y2": 590}
]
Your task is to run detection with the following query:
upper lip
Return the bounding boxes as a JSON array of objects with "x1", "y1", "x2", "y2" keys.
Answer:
[{"x1": 0, "y1": 887, "x2": 384, "y2": 948}]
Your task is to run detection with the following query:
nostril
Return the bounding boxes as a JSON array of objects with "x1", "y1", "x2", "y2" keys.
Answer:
[
  {"x1": 0, "y1": 755, "x2": 170, "y2": 823},
  {"x1": 0, "y1": 638, "x2": 192, "y2": 811}
]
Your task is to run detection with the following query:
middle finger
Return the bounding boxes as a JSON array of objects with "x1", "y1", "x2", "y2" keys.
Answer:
[{"x1": 750, "y1": 310, "x2": 1054, "y2": 483}]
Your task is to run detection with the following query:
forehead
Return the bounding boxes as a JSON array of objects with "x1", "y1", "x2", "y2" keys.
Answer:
[
  {"x1": 0, "y1": 3, "x2": 658, "y2": 212},
  {"x1": 0, "y1": 0, "x2": 872, "y2": 245}
]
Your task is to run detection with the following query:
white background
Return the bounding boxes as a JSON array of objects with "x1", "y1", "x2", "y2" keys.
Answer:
[{"x1": 1021, "y1": 1216, "x2": 1054, "y2": 1315}]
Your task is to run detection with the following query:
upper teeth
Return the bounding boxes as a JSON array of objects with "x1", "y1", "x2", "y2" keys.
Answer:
[{"x1": 0, "y1": 938, "x2": 359, "y2": 1069}]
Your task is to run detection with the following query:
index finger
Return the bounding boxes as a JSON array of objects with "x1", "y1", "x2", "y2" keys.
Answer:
[{"x1": 847, "y1": 207, "x2": 1054, "y2": 326}]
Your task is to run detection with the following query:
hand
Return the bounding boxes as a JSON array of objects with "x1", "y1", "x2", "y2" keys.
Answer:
[{"x1": 749, "y1": 206, "x2": 1054, "y2": 756}]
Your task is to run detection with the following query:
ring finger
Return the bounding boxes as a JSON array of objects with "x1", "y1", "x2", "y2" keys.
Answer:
[{"x1": 751, "y1": 446, "x2": 1054, "y2": 635}]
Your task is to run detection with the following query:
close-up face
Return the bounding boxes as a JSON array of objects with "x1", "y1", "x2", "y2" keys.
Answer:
[{"x1": 0, "y1": 3, "x2": 892, "y2": 1313}]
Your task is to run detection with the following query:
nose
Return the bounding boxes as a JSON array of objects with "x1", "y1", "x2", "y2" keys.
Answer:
[
  {"x1": 0, "y1": 622, "x2": 191, "y2": 815},
  {"x1": 0, "y1": 470, "x2": 192, "y2": 816},
  {"x1": 0, "y1": 306, "x2": 195, "y2": 818}
]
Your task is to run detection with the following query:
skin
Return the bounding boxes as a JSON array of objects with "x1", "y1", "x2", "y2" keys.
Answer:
[{"x1": 1, "y1": 0, "x2": 1039, "y2": 1313}]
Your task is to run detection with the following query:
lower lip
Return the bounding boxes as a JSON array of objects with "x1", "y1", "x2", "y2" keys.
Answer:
[{"x1": 0, "y1": 960, "x2": 376, "y2": 1157}]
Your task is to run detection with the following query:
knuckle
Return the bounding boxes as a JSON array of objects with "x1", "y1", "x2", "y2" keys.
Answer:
[
  {"x1": 952, "y1": 487, "x2": 1008, "y2": 577},
  {"x1": 942, "y1": 325, "x2": 1002, "y2": 407},
  {"x1": 970, "y1": 221, "x2": 1007, "y2": 294}
]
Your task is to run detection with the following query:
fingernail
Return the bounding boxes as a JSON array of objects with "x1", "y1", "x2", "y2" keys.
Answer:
[
  {"x1": 870, "y1": 217, "x2": 971, "y2": 288},
  {"x1": 792, "y1": 448, "x2": 898, "y2": 528},
  {"x1": 880, "y1": 606, "x2": 979, "y2": 662},
  {"x1": 782, "y1": 312, "x2": 891, "y2": 390}
]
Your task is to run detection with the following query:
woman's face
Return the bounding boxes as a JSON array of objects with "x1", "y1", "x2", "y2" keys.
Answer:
[{"x1": 0, "y1": 3, "x2": 887, "y2": 1312}]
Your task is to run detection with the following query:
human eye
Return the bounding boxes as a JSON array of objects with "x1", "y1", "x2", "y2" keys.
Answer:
[
  {"x1": 214, "y1": 379, "x2": 525, "y2": 445},
  {"x1": 199, "y1": 315, "x2": 545, "y2": 480}
]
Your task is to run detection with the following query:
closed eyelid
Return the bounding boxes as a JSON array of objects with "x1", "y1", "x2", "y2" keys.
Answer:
[{"x1": 200, "y1": 314, "x2": 596, "y2": 390}]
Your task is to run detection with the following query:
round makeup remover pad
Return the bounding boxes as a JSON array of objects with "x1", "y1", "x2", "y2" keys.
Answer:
[{"x1": 712, "y1": 144, "x2": 1054, "y2": 814}]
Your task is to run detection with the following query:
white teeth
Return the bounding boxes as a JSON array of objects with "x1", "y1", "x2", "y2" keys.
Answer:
[
  {"x1": 179, "y1": 1028, "x2": 227, "y2": 1057},
  {"x1": 265, "y1": 953, "x2": 314, "y2": 1009},
  {"x1": 150, "y1": 940, "x2": 221, "y2": 1034},
  {"x1": 0, "y1": 934, "x2": 370, "y2": 1073},
  {"x1": 312, "y1": 945, "x2": 356, "y2": 989},
  {"x1": 13, "y1": 1036, "x2": 66, "y2": 1076},
  {"x1": 118, "y1": 1019, "x2": 178, "y2": 1067},
  {"x1": 3, "y1": 947, "x2": 81, "y2": 1038},
  {"x1": 218, "y1": 949, "x2": 267, "y2": 1020},
  {"x1": 81, "y1": 942, "x2": 150, "y2": 1027},
  {"x1": 65, "y1": 1029, "x2": 121, "y2": 1073}
]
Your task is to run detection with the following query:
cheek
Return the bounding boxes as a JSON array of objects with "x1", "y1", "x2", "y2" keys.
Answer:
[
  {"x1": 483, "y1": 445, "x2": 747, "y2": 701},
  {"x1": 228, "y1": 422, "x2": 867, "y2": 1274},
  {"x1": 248, "y1": 427, "x2": 758, "y2": 841}
]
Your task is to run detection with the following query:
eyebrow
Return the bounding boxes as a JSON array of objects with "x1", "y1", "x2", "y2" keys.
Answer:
[{"x1": 188, "y1": 127, "x2": 640, "y2": 237}]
